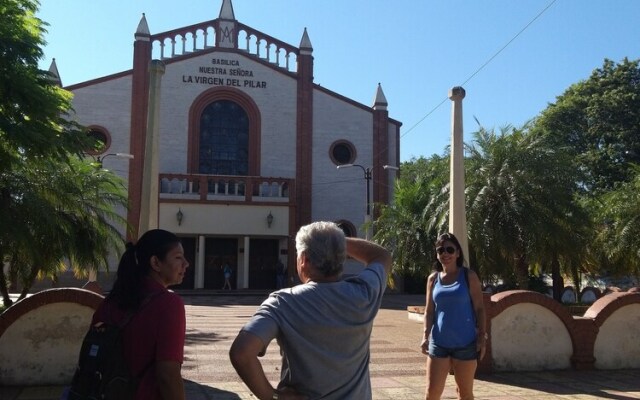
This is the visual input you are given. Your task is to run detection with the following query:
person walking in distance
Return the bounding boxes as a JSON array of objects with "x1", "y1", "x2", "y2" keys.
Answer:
[
  {"x1": 275, "y1": 258, "x2": 287, "y2": 289},
  {"x1": 222, "y1": 261, "x2": 233, "y2": 290},
  {"x1": 229, "y1": 221, "x2": 391, "y2": 399},
  {"x1": 421, "y1": 233, "x2": 487, "y2": 400}
]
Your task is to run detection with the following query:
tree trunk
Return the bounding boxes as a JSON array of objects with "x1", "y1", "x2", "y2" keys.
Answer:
[
  {"x1": 515, "y1": 254, "x2": 529, "y2": 290},
  {"x1": 551, "y1": 257, "x2": 564, "y2": 302},
  {"x1": 18, "y1": 264, "x2": 40, "y2": 301},
  {"x1": 571, "y1": 263, "x2": 581, "y2": 299},
  {"x1": 0, "y1": 269, "x2": 13, "y2": 308}
]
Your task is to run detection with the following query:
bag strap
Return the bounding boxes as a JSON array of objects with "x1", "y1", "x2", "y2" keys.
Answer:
[{"x1": 113, "y1": 290, "x2": 164, "y2": 329}]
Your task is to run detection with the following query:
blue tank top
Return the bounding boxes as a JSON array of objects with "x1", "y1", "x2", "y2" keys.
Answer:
[{"x1": 431, "y1": 268, "x2": 476, "y2": 348}]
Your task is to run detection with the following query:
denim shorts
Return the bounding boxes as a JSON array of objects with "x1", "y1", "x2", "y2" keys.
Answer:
[{"x1": 428, "y1": 340, "x2": 478, "y2": 361}]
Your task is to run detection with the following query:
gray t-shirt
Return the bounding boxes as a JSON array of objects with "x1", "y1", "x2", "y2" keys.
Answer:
[{"x1": 242, "y1": 263, "x2": 387, "y2": 400}]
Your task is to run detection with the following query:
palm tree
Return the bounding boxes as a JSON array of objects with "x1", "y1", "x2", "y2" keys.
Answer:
[
  {"x1": 373, "y1": 156, "x2": 449, "y2": 291},
  {"x1": 0, "y1": 156, "x2": 128, "y2": 306},
  {"x1": 591, "y1": 165, "x2": 640, "y2": 282},
  {"x1": 465, "y1": 125, "x2": 587, "y2": 292}
]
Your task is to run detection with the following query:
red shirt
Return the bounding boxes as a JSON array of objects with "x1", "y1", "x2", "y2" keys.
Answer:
[{"x1": 92, "y1": 278, "x2": 186, "y2": 400}]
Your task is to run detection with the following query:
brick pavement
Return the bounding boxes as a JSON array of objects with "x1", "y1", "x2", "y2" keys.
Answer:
[{"x1": 2, "y1": 293, "x2": 640, "y2": 399}]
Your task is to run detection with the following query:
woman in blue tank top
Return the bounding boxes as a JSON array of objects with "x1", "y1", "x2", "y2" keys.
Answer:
[{"x1": 420, "y1": 233, "x2": 487, "y2": 400}]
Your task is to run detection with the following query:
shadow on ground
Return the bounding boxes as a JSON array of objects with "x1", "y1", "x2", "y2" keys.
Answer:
[
  {"x1": 184, "y1": 380, "x2": 242, "y2": 400},
  {"x1": 477, "y1": 370, "x2": 640, "y2": 400},
  {"x1": 380, "y1": 294, "x2": 424, "y2": 310}
]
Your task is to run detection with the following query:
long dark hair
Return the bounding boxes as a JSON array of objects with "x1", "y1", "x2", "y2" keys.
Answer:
[
  {"x1": 433, "y1": 232, "x2": 465, "y2": 272},
  {"x1": 107, "y1": 229, "x2": 181, "y2": 310}
]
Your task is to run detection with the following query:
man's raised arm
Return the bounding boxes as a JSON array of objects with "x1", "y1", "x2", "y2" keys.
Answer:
[{"x1": 345, "y1": 237, "x2": 391, "y2": 275}]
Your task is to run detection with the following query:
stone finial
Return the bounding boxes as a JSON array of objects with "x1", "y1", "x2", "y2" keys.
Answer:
[
  {"x1": 47, "y1": 58, "x2": 62, "y2": 86},
  {"x1": 299, "y1": 27, "x2": 313, "y2": 55},
  {"x1": 219, "y1": 0, "x2": 236, "y2": 20},
  {"x1": 135, "y1": 13, "x2": 150, "y2": 40},
  {"x1": 449, "y1": 86, "x2": 466, "y2": 100},
  {"x1": 373, "y1": 83, "x2": 388, "y2": 110}
]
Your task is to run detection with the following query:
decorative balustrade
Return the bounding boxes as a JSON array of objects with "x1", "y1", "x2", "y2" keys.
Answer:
[
  {"x1": 149, "y1": 20, "x2": 298, "y2": 72},
  {"x1": 159, "y1": 173, "x2": 293, "y2": 204},
  {"x1": 151, "y1": 21, "x2": 217, "y2": 60},
  {"x1": 236, "y1": 23, "x2": 298, "y2": 71}
]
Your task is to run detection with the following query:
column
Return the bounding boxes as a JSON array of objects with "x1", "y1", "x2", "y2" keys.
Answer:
[
  {"x1": 127, "y1": 17, "x2": 152, "y2": 240},
  {"x1": 195, "y1": 235, "x2": 205, "y2": 289},
  {"x1": 242, "y1": 236, "x2": 251, "y2": 289},
  {"x1": 448, "y1": 86, "x2": 469, "y2": 262},
  {"x1": 138, "y1": 60, "x2": 165, "y2": 234}
]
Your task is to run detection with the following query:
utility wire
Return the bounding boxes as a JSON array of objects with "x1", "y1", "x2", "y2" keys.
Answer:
[
  {"x1": 400, "y1": 0, "x2": 557, "y2": 140},
  {"x1": 313, "y1": 0, "x2": 557, "y2": 190}
]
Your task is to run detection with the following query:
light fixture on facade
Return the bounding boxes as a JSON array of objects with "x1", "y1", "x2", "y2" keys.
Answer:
[
  {"x1": 267, "y1": 211, "x2": 274, "y2": 228},
  {"x1": 176, "y1": 208, "x2": 184, "y2": 226}
]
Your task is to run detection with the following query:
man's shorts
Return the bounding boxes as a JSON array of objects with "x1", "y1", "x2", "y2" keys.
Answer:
[{"x1": 428, "y1": 340, "x2": 478, "y2": 361}]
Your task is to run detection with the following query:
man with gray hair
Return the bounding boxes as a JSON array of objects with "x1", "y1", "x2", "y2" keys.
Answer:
[{"x1": 230, "y1": 221, "x2": 392, "y2": 400}]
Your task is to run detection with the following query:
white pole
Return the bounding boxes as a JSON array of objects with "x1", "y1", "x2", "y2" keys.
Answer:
[
  {"x1": 139, "y1": 60, "x2": 165, "y2": 234},
  {"x1": 448, "y1": 87, "x2": 469, "y2": 263}
]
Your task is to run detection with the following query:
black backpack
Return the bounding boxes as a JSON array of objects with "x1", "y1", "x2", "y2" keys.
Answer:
[{"x1": 68, "y1": 294, "x2": 158, "y2": 400}]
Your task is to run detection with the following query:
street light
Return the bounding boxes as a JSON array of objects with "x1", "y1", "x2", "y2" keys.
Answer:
[
  {"x1": 96, "y1": 153, "x2": 134, "y2": 168},
  {"x1": 337, "y1": 164, "x2": 397, "y2": 239},
  {"x1": 336, "y1": 164, "x2": 371, "y2": 239},
  {"x1": 337, "y1": 163, "x2": 372, "y2": 223}
]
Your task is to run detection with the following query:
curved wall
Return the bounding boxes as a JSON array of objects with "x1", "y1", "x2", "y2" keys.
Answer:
[
  {"x1": 492, "y1": 303, "x2": 572, "y2": 371},
  {"x1": 0, "y1": 288, "x2": 103, "y2": 385},
  {"x1": 593, "y1": 303, "x2": 640, "y2": 369}
]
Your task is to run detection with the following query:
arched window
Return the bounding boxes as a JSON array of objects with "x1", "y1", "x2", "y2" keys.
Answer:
[
  {"x1": 188, "y1": 87, "x2": 261, "y2": 176},
  {"x1": 199, "y1": 100, "x2": 249, "y2": 175}
]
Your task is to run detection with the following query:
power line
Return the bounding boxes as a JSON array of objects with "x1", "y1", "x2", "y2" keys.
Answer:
[{"x1": 400, "y1": 0, "x2": 557, "y2": 141}]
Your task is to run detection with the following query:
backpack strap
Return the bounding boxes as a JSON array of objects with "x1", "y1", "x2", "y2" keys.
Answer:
[
  {"x1": 117, "y1": 290, "x2": 165, "y2": 380},
  {"x1": 109, "y1": 290, "x2": 165, "y2": 329}
]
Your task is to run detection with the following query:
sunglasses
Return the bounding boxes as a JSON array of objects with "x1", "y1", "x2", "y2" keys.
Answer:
[{"x1": 436, "y1": 246, "x2": 456, "y2": 255}]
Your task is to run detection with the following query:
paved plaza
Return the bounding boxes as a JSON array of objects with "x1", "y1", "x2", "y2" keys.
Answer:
[{"x1": 1, "y1": 293, "x2": 640, "y2": 399}]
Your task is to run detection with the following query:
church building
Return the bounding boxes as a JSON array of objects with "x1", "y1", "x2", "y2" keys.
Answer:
[{"x1": 52, "y1": 0, "x2": 401, "y2": 290}]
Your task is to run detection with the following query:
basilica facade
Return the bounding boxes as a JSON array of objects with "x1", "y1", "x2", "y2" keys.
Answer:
[{"x1": 56, "y1": 0, "x2": 401, "y2": 290}]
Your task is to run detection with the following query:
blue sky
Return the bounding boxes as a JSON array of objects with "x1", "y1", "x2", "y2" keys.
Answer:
[{"x1": 37, "y1": 0, "x2": 640, "y2": 162}]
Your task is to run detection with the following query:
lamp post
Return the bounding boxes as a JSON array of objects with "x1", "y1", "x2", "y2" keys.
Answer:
[
  {"x1": 96, "y1": 152, "x2": 134, "y2": 168},
  {"x1": 337, "y1": 164, "x2": 372, "y2": 237}
]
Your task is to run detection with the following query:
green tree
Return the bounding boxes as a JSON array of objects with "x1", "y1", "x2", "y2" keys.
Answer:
[
  {"x1": 591, "y1": 165, "x2": 640, "y2": 281},
  {"x1": 464, "y1": 125, "x2": 587, "y2": 293},
  {"x1": 0, "y1": 0, "x2": 91, "y2": 165},
  {"x1": 535, "y1": 58, "x2": 640, "y2": 195},
  {"x1": 0, "y1": 0, "x2": 127, "y2": 307},
  {"x1": 0, "y1": 156, "x2": 128, "y2": 305},
  {"x1": 372, "y1": 156, "x2": 449, "y2": 292},
  {"x1": 533, "y1": 58, "x2": 640, "y2": 288}
]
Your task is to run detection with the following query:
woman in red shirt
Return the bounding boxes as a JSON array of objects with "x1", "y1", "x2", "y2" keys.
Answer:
[{"x1": 92, "y1": 229, "x2": 189, "y2": 400}]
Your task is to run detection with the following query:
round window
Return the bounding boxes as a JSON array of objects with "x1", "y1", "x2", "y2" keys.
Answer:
[
  {"x1": 336, "y1": 220, "x2": 356, "y2": 238},
  {"x1": 85, "y1": 126, "x2": 111, "y2": 155},
  {"x1": 330, "y1": 140, "x2": 356, "y2": 165}
]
